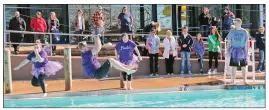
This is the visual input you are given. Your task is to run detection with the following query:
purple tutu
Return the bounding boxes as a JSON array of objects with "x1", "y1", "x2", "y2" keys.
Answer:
[
  {"x1": 228, "y1": 46, "x2": 248, "y2": 64},
  {"x1": 31, "y1": 61, "x2": 63, "y2": 78}
]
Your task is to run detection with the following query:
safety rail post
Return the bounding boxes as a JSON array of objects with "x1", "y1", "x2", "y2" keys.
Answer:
[
  {"x1": 64, "y1": 47, "x2": 72, "y2": 91},
  {"x1": 224, "y1": 39, "x2": 227, "y2": 85},
  {"x1": 4, "y1": 49, "x2": 13, "y2": 93},
  {"x1": 50, "y1": 34, "x2": 53, "y2": 56},
  {"x1": 252, "y1": 40, "x2": 255, "y2": 82}
]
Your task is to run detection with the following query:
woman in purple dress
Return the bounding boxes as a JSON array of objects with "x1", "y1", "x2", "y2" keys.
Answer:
[
  {"x1": 13, "y1": 40, "x2": 63, "y2": 97},
  {"x1": 115, "y1": 33, "x2": 142, "y2": 90},
  {"x1": 78, "y1": 34, "x2": 137, "y2": 80}
]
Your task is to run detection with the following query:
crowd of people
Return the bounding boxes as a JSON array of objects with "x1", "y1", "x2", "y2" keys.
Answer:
[{"x1": 8, "y1": 6, "x2": 265, "y2": 95}]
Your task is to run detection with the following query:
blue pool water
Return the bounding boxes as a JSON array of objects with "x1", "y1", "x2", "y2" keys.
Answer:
[{"x1": 4, "y1": 89, "x2": 265, "y2": 108}]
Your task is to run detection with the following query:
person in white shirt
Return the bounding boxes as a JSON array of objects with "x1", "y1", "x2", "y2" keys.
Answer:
[{"x1": 163, "y1": 30, "x2": 177, "y2": 75}]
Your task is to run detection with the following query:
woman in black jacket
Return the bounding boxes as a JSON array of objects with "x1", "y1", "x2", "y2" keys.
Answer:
[
  {"x1": 199, "y1": 7, "x2": 212, "y2": 37},
  {"x1": 8, "y1": 11, "x2": 26, "y2": 55}
]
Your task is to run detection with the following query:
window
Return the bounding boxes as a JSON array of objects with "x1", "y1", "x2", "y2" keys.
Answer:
[{"x1": 157, "y1": 5, "x2": 172, "y2": 35}]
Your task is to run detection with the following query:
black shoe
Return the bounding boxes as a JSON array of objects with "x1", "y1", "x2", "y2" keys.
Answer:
[{"x1": 200, "y1": 71, "x2": 203, "y2": 74}]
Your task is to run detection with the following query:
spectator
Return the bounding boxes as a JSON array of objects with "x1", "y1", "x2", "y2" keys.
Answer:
[
  {"x1": 30, "y1": 10, "x2": 47, "y2": 43},
  {"x1": 146, "y1": 28, "x2": 160, "y2": 77},
  {"x1": 163, "y1": 30, "x2": 177, "y2": 76},
  {"x1": 47, "y1": 12, "x2": 60, "y2": 56},
  {"x1": 199, "y1": 7, "x2": 212, "y2": 37},
  {"x1": 193, "y1": 33, "x2": 205, "y2": 74},
  {"x1": 256, "y1": 26, "x2": 265, "y2": 73},
  {"x1": 207, "y1": 26, "x2": 221, "y2": 75},
  {"x1": 118, "y1": 6, "x2": 133, "y2": 34},
  {"x1": 9, "y1": 11, "x2": 26, "y2": 55},
  {"x1": 178, "y1": 26, "x2": 193, "y2": 75},
  {"x1": 142, "y1": 21, "x2": 161, "y2": 56},
  {"x1": 222, "y1": 7, "x2": 235, "y2": 40},
  {"x1": 91, "y1": 6, "x2": 105, "y2": 45},
  {"x1": 72, "y1": 9, "x2": 85, "y2": 43}
]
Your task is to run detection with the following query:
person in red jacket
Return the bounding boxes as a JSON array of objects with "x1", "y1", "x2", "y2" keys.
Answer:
[{"x1": 31, "y1": 10, "x2": 47, "y2": 43}]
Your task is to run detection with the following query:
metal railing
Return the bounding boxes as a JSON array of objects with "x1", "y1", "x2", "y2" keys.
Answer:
[{"x1": 5, "y1": 30, "x2": 226, "y2": 60}]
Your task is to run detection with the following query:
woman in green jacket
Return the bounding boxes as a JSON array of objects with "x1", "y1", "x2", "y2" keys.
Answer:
[{"x1": 207, "y1": 26, "x2": 221, "y2": 74}]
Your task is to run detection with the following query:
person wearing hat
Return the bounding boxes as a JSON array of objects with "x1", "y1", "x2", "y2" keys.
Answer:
[
  {"x1": 118, "y1": 6, "x2": 133, "y2": 34},
  {"x1": 91, "y1": 6, "x2": 105, "y2": 45},
  {"x1": 30, "y1": 10, "x2": 47, "y2": 43}
]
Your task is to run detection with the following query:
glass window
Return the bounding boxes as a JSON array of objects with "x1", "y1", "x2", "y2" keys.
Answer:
[
  {"x1": 157, "y1": 5, "x2": 172, "y2": 35},
  {"x1": 144, "y1": 5, "x2": 152, "y2": 26}
]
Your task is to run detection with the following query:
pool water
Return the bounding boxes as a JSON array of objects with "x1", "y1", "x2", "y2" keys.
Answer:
[{"x1": 4, "y1": 89, "x2": 265, "y2": 108}]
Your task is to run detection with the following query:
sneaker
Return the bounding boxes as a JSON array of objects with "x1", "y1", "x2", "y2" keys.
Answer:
[
  {"x1": 200, "y1": 70, "x2": 203, "y2": 74},
  {"x1": 167, "y1": 73, "x2": 170, "y2": 75},
  {"x1": 213, "y1": 69, "x2": 218, "y2": 74},
  {"x1": 52, "y1": 52, "x2": 56, "y2": 56},
  {"x1": 155, "y1": 73, "x2": 159, "y2": 76},
  {"x1": 208, "y1": 69, "x2": 212, "y2": 74},
  {"x1": 180, "y1": 72, "x2": 184, "y2": 76},
  {"x1": 256, "y1": 70, "x2": 262, "y2": 73},
  {"x1": 188, "y1": 71, "x2": 192, "y2": 75},
  {"x1": 170, "y1": 73, "x2": 175, "y2": 75},
  {"x1": 149, "y1": 73, "x2": 154, "y2": 77}
]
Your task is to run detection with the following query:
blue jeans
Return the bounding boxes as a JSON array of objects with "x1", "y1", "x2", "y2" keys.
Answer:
[
  {"x1": 94, "y1": 27, "x2": 104, "y2": 44},
  {"x1": 198, "y1": 54, "x2": 204, "y2": 70},
  {"x1": 200, "y1": 25, "x2": 209, "y2": 37},
  {"x1": 181, "y1": 51, "x2": 191, "y2": 73},
  {"x1": 257, "y1": 50, "x2": 265, "y2": 71}
]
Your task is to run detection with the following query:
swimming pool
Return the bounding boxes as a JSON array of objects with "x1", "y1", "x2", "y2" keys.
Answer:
[{"x1": 4, "y1": 89, "x2": 265, "y2": 108}]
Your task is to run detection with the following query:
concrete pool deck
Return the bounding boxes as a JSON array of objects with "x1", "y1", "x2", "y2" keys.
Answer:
[{"x1": 4, "y1": 73, "x2": 265, "y2": 98}]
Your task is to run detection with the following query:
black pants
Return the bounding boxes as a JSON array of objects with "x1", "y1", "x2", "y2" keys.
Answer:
[
  {"x1": 209, "y1": 51, "x2": 219, "y2": 69},
  {"x1": 94, "y1": 60, "x2": 111, "y2": 79},
  {"x1": 149, "y1": 53, "x2": 159, "y2": 74},
  {"x1": 34, "y1": 34, "x2": 46, "y2": 43},
  {"x1": 122, "y1": 72, "x2": 132, "y2": 81},
  {"x1": 165, "y1": 55, "x2": 175, "y2": 74},
  {"x1": 12, "y1": 44, "x2": 20, "y2": 52},
  {"x1": 31, "y1": 74, "x2": 46, "y2": 93}
]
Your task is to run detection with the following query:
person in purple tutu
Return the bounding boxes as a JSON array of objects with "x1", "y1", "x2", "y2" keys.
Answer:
[
  {"x1": 115, "y1": 33, "x2": 142, "y2": 90},
  {"x1": 78, "y1": 34, "x2": 137, "y2": 80},
  {"x1": 226, "y1": 18, "x2": 249, "y2": 85},
  {"x1": 13, "y1": 40, "x2": 63, "y2": 97}
]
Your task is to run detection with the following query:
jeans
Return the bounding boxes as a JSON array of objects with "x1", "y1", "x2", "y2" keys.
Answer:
[
  {"x1": 181, "y1": 51, "x2": 191, "y2": 73},
  {"x1": 209, "y1": 51, "x2": 219, "y2": 69},
  {"x1": 94, "y1": 27, "x2": 104, "y2": 45},
  {"x1": 165, "y1": 55, "x2": 175, "y2": 74},
  {"x1": 257, "y1": 50, "x2": 265, "y2": 71},
  {"x1": 149, "y1": 53, "x2": 159, "y2": 74},
  {"x1": 197, "y1": 54, "x2": 204, "y2": 70},
  {"x1": 200, "y1": 25, "x2": 209, "y2": 37},
  {"x1": 72, "y1": 29, "x2": 83, "y2": 43},
  {"x1": 222, "y1": 24, "x2": 230, "y2": 41}
]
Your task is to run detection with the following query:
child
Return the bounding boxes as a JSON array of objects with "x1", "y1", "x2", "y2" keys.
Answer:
[
  {"x1": 208, "y1": 26, "x2": 221, "y2": 74},
  {"x1": 115, "y1": 33, "x2": 142, "y2": 90},
  {"x1": 178, "y1": 26, "x2": 193, "y2": 75},
  {"x1": 146, "y1": 29, "x2": 161, "y2": 77},
  {"x1": 79, "y1": 34, "x2": 137, "y2": 80},
  {"x1": 193, "y1": 33, "x2": 205, "y2": 74},
  {"x1": 163, "y1": 30, "x2": 177, "y2": 75},
  {"x1": 13, "y1": 40, "x2": 63, "y2": 97}
]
